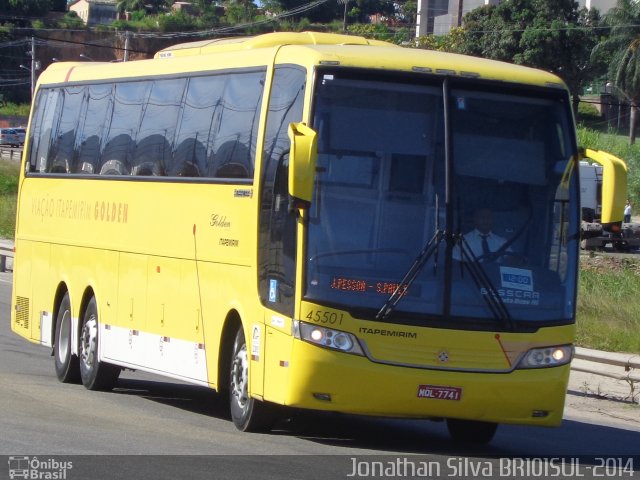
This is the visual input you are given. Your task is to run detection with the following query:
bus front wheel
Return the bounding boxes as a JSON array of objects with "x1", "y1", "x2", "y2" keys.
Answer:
[
  {"x1": 446, "y1": 418, "x2": 498, "y2": 445},
  {"x1": 54, "y1": 292, "x2": 80, "y2": 383},
  {"x1": 79, "y1": 296, "x2": 121, "y2": 391},
  {"x1": 229, "y1": 328, "x2": 274, "y2": 432}
]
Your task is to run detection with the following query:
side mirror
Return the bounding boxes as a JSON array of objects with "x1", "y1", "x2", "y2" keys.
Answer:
[{"x1": 287, "y1": 122, "x2": 318, "y2": 209}]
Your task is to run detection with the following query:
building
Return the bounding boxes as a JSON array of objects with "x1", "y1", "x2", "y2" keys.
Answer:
[
  {"x1": 68, "y1": 0, "x2": 118, "y2": 26},
  {"x1": 577, "y1": 0, "x2": 617, "y2": 12},
  {"x1": 172, "y1": 2, "x2": 197, "y2": 14},
  {"x1": 416, "y1": 0, "x2": 500, "y2": 37},
  {"x1": 416, "y1": 0, "x2": 616, "y2": 37}
]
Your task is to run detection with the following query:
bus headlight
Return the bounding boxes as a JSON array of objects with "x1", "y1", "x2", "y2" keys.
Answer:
[
  {"x1": 294, "y1": 321, "x2": 364, "y2": 356},
  {"x1": 516, "y1": 345, "x2": 573, "y2": 369}
]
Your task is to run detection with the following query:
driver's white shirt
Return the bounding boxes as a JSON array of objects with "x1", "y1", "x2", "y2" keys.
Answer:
[{"x1": 454, "y1": 229, "x2": 510, "y2": 261}]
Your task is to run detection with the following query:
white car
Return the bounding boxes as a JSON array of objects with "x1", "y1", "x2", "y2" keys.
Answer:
[
  {"x1": 0, "y1": 128, "x2": 18, "y2": 147},
  {"x1": 14, "y1": 127, "x2": 26, "y2": 146}
]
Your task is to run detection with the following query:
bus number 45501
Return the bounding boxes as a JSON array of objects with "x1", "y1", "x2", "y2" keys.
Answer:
[{"x1": 306, "y1": 310, "x2": 344, "y2": 326}]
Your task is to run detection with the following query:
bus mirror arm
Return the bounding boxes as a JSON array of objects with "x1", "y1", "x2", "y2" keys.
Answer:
[
  {"x1": 288, "y1": 194, "x2": 310, "y2": 212},
  {"x1": 287, "y1": 122, "x2": 318, "y2": 209}
]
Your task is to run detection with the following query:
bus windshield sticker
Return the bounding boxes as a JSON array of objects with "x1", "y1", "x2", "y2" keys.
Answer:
[
  {"x1": 499, "y1": 267, "x2": 533, "y2": 292},
  {"x1": 269, "y1": 279, "x2": 278, "y2": 302}
]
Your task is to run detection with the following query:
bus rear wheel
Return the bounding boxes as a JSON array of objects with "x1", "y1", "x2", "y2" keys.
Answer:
[
  {"x1": 446, "y1": 418, "x2": 498, "y2": 445},
  {"x1": 229, "y1": 328, "x2": 274, "y2": 432},
  {"x1": 53, "y1": 292, "x2": 80, "y2": 383},
  {"x1": 79, "y1": 296, "x2": 121, "y2": 391}
]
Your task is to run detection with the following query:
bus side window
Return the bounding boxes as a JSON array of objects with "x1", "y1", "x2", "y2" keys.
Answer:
[
  {"x1": 207, "y1": 71, "x2": 263, "y2": 180},
  {"x1": 49, "y1": 130, "x2": 76, "y2": 174},
  {"x1": 132, "y1": 133, "x2": 169, "y2": 176},
  {"x1": 100, "y1": 133, "x2": 132, "y2": 175},
  {"x1": 76, "y1": 135, "x2": 100, "y2": 174},
  {"x1": 258, "y1": 65, "x2": 306, "y2": 314},
  {"x1": 171, "y1": 138, "x2": 206, "y2": 177},
  {"x1": 210, "y1": 140, "x2": 250, "y2": 179},
  {"x1": 47, "y1": 86, "x2": 85, "y2": 174},
  {"x1": 31, "y1": 89, "x2": 61, "y2": 173}
]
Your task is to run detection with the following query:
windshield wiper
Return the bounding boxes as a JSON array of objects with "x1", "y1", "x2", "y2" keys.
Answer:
[
  {"x1": 376, "y1": 230, "x2": 444, "y2": 321},
  {"x1": 457, "y1": 235, "x2": 514, "y2": 330}
]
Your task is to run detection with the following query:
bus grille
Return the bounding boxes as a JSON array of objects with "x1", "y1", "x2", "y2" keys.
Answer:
[{"x1": 15, "y1": 296, "x2": 30, "y2": 330}]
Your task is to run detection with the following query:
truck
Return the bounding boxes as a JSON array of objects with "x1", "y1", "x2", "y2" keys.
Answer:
[{"x1": 580, "y1": 148, "x2": 640, "y2": 251}]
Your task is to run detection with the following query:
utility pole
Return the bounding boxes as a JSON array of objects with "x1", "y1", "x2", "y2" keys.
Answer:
[
  {"x1": 124, "y1": 31, "x2": 131, "y2": 62},
  {"x1": 20, "y1": 37, "x2": 37, "y2": 99},
  {"x1": 456, "y1": 0, "x2": 464, "y2": 27},
  {"x1": 30, "y1": 36, "x2": 35, "y2": 98},
  {"x1": 337, "y1": 0, "x2": 348, "y2": 32}
]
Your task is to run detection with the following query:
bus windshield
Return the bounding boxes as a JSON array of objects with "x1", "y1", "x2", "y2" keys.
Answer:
[{"x1": 305, "y1": 70, "x2": 579, "y2": 329}]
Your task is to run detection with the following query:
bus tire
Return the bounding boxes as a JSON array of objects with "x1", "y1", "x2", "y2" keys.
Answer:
[
  {"x1": 446, "y1": 418, "x2": 498, "y2": 445},
  {"x1": 229, "y1": 327, "x2": 274, "y2": 432},
  {"x1": 79, "y1": 296, "x2": 121, "y2": 391},
  {"x1": 53, "y1": 292, "x2": 80, "y2": 383}
]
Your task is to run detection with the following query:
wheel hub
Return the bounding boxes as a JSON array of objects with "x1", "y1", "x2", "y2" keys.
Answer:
[
  {"x1": 80, "y1": 314, "x2": 98, "y2": 369},
  {"x1": 231, "y1": 345, "x2": 248, "y2": 408}
]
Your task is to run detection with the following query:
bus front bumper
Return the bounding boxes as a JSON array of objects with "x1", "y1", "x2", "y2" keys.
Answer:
[{"x1": 279, "y1": 338, "x2": 570, "y2": 427}]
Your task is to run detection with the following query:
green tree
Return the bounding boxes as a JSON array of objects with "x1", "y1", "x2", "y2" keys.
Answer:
[
  {"x1": 116, "y1": 0, "x2": 146, "y2": 14},
  {"x1": 592, "y1": 0, "x2": 640, "y2": 145},
  {"x1": 57, "y1": 11, "x2": 86, "y2": 28},
  {"x1": 7, "y1": 0, "x2": 51, "y2": 15},
  {"x1": 223, "y1": 0, "x2": 258, "y2": 23},
  {"x1": 398, "y1": 0, "x2": 416, "y2": 27},
  {"x1": 416, "y1": 27, "x2": 467, "y2": 53},
  {"x1": 459, "y1": 0, "x2": 600, "y2": 114}
]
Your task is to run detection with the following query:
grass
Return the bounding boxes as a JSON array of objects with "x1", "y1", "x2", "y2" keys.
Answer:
[
  {"x1": 577, "y1": 254, "x2": 640, "y2": 354},
  {"x1": 0, "y1": 160, "x2": 18, "y2": 238}
]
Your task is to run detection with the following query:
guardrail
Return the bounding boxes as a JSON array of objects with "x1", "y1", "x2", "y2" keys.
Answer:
[
  {"x1": 0, "y1": 244, "x2": 14, "y2": 272},
  {"x1": 572, "y1": 346, "x2": 639, "y2": 402},
  {"x1": 0, "y1": 147, "x2": 23, "y2": 162},
  {"x1": 573, "y1": 347, "x2": 640, "y2": 380}
]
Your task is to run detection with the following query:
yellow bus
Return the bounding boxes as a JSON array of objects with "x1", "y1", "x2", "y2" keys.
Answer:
[{"x1": 11, "y1": 31, "x2": 579, "y2": 444}]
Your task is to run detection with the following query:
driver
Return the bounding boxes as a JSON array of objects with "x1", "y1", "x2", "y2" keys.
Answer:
[{"x1": 454, "y1": 207, "x2": 511, "y2": 261}]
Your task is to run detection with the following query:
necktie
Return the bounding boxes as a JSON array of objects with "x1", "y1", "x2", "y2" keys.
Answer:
[{"x1": 481, "y1": 234, "x2": 490, "y2": 256}]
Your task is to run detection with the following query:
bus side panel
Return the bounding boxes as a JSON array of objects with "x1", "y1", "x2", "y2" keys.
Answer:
[
  {"x1": 196, "y1": 262, "x2": 260, "y2": 392},
  {"x1": 142, "y1": 254, "x2": 207, "y2": 382},
  {"x1": 101, "y1": 252, "x2": 149, "y2": 367},
  {"x1": 11, "y1": 240, "x2": 35, "y2": 342},
  {"x1": 263, "y1": 325, "x2": 293, "y2": 404}
]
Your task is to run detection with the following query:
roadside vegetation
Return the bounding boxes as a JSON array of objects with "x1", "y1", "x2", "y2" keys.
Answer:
[
  {"x1": 0, "y1": 159, "x2": 19, "y2": 238},
  {"x1": 0, "y1": 103, "x2": 31, "y2": 118},
  {"x1": 578, "y1": 254, "x2": 640, "y2": 354}
]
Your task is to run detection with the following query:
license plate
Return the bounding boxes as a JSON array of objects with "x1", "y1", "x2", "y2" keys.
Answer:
[{"x1": 417, "y1": 384, "x2": 462, "y2": 401}]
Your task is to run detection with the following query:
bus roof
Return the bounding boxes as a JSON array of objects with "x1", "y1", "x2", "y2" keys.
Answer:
[
  {"x1": 154, "y1": 31, "x2": 396, "y2": 58},
  {"x1": 35, "y1": 32, "x2": 567, "y2": 91}
]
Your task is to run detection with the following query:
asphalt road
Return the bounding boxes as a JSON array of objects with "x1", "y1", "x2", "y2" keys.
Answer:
[{"x1": 0, "y1": 271, "x2": 638, "y2": 479}]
